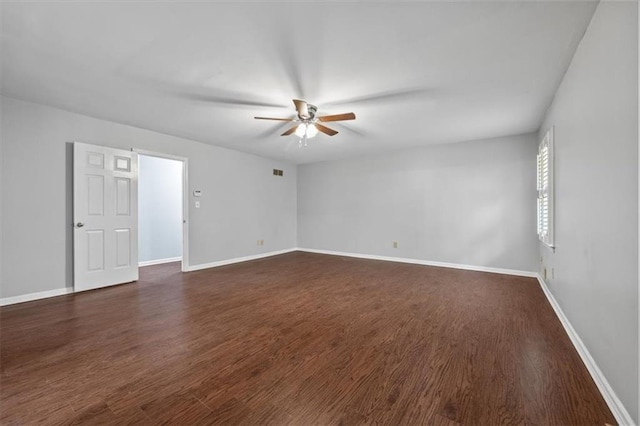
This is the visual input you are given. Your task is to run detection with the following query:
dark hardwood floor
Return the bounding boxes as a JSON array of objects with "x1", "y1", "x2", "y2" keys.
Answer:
[{"x1": 1, "y1": 252, "x2": 615, "y2": 425}]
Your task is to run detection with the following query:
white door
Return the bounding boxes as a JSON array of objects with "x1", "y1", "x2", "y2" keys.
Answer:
[{"x1": 73, "y1": 142, "x2": 139, "y2": 292}]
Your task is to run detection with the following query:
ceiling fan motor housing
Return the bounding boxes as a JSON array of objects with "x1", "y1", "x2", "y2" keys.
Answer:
[{"x1": 305, "y1": 104, "x2": 318, "y2": 120}]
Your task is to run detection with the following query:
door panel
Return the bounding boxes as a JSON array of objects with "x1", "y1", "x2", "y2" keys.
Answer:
[
  {"x1": 74, "y1": 142, "x2": 138, "y2": 292},
  {"x1": 86, "y1": 152, "x2": 104, "y2": 168},
  {"x1": 115, "y1": 229, "x2": 131, "y2": 267},
  {"x1": 115, "y1": 178, "x2": 131, "y2": 215},
  {"x1": 87, "y1": 175, "x2": 105, "y2": 215},
  {"x1": 114, "y1": 156, "x2": 131, "y2": 171},
  {"x1": 87, "y1": 230, "x2": 105, "y2": 271}
]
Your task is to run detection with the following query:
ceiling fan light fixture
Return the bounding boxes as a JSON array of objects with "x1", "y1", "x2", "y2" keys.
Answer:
[
  {"x1": 295, "y1": 123, "x2": 306, "y2": 138},
  {"x1": 306, "y1": 123, "x2": 318, "y2": 138},
  {"x1": 295, "y1": 123, "x2": 319, "y2": 139}
]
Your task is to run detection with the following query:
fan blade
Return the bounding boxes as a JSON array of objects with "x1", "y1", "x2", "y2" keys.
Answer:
[
  {"x1": 121, "y1": 75, "x2": 286, "y2": 108},
  {"x1": 315, "y1": 123, "x2": 338, "y2": 136},
  {"x1": 182, "y1": 93, "x2": 283, "y2": 108},
  {"x1": 254, "y1": 116, "x2": 294, "y2": 121},
  {"x1": 318, "y1": 112, "x2": 356, "y2": 122},
  {"x1": 256, "y1": 121, "x2": 291, "y2": 138},
  {"x1": 293, "y1": 99, "x2": 310, "y2": 119},
  {"x1": 281, "y1": 125, "x2": 299, "y2": 136},
  {"x1": 322, "y1": 88, "x2": 433, "y2": 107}
]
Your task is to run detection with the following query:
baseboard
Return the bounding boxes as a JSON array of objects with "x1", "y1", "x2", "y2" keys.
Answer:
[
  {"x1": 0, "y1": 287, "x2": 73, "y2": 307},
  {"x1": 296, "y1": 248, "x2": 537, "y2": 278},
  {"x1": 536, "y1": 275, "x2": 634, "y2": 426},
  {"x1": 139, "y1": 256, "x2": 182, "y2": 267},
  {"x1": 185, "y1": 248, "x2": 298, "y2": 272}
]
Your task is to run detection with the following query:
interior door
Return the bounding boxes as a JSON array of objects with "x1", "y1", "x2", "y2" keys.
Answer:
[{"x1": 73, "y1": 142, "x2": 138, "y2": 292}]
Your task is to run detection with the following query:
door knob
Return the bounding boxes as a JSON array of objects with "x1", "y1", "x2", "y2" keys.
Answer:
[{"x1": 76, "y1": 222, "x2": 84, "y2": 228}]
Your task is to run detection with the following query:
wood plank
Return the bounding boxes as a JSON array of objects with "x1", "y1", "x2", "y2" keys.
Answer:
[{"x1": 0, "y1": 252, "x2": 616, "y2": 425}]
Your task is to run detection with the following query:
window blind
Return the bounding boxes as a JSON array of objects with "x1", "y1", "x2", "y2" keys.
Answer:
[{"x1": 537, "y1": 129, "x2": 553, "y2": 247}]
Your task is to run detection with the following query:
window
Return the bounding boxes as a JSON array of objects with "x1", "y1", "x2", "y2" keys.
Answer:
[{"x1": 537, "y1": 128, "x2": 554, "y2": 247}]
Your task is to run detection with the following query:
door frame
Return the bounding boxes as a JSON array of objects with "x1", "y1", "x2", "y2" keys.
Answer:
[{"x1": 134, "y1": 149, "x2": 190, "y2": 272}]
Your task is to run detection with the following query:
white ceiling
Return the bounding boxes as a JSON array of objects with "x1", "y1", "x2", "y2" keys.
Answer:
[{"x1": 1, "y1": 1, "x2": 597, "y2": 164}]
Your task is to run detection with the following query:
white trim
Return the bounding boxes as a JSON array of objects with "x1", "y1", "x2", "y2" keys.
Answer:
[
  {"x1": 0, "y1": 288, "x2": 73, "y2": 307},
  {"x1": 134, "y1": 149, "x2": 190, "y2": 273},
  {"x1": 185, "y1": 248, "x2": 297, "y2": 272},
  {"x1": 133, "y1": 149, "x2": 188, "y2": 163},
  {"x1": 296, "y1": 248, "x2": 537, "y2": 277},
  {"x1": 139, "y1": 257, "x2": 182, "y2": 267},
  {"x1": 537, "y1": 274, "x2": 634, "y2": 426}
]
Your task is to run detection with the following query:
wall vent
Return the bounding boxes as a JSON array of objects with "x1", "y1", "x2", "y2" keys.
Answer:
[{"x1": 273, "y1": 169, "x2": 283, "y2": 176}]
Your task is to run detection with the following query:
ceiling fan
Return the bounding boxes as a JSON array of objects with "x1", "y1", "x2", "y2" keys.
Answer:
[{"x1": 254, "y1": 99, "x2": 355, "y2": 144}]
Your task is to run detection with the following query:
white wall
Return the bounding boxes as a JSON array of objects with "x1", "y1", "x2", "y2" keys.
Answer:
[
  {"x1": 298, "y1": 133, "x2": 539, "y2": 272},
  {"x1": 538, "y1": 1, "x2": 638, "y2": 422},
  {"x1": 0, "y1": 99, "x2": 4, "y2": 298},
  {"x1": 1, "y1": 96, "x2": 297, "y2": 299},
  {"x1": 138, "y1": 155, "x2": 183, "y2": 263}
]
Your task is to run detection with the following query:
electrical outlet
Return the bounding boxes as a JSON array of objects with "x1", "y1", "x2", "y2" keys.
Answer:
[
  {"x1": 195, "y1": 201, "x2": 200, "y2": 209},
  {"x1": 393, "y1": 241, "x2": 398, "y2": 248}
]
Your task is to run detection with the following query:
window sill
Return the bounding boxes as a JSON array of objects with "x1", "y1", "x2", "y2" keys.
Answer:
[{"x1": 540, "y1": 241, "x2": 555, "y2": 252}]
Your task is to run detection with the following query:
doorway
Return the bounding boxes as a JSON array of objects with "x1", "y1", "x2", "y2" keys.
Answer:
[{"x1": 137, "y1": 151, "x2": 189, "y2": 271}]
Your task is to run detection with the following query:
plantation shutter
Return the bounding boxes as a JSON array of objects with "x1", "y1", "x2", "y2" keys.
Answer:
[{"x1": 537, "y1": 129, "x2": 553, "y2": 247}]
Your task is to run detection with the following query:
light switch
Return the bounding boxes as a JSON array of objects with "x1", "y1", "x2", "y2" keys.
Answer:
[{"x1": 195, "y1": 201, "x2": 200, "y2": 209}]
